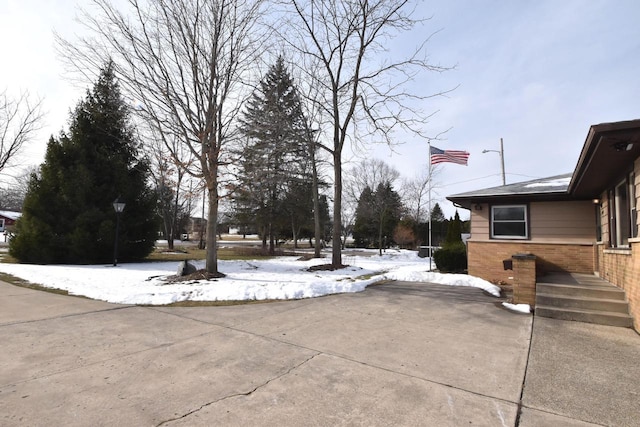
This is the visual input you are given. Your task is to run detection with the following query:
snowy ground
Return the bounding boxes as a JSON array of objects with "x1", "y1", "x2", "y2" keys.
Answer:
[{"x1": 0, "y1": 249, "x2": 503, "y2": 305}]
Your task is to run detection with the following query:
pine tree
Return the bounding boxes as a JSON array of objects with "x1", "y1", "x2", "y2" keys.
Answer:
[
  {"x1": 353, "y1": 186, "x2": 376, "y2": 247},
  {"x1": 428, "y1": 202, "x2": 448, "y2": 246},
  {"x1": 10, "y1": 62, "x2": 157, "y2": 264},
  {"x1": 445, "y1": 211, "x2": 463, "y2": 245},
  {"x1": 236, "y1": 56, "x2": 311, "y2": 254},
  {"x1": 372, "y1": 182, "x2": 403, "y2": 255},
  {"x1": 353, "y1": 182, "x2": 403, "y2": 252}
]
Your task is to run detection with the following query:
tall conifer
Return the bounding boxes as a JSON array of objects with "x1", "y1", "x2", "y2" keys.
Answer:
[
  {"x1": 11, "y1": 63, "x2": 157, "y2": 264},
  {"x1": 236, "y1": 56, "x2": 311, "y2": 253}
]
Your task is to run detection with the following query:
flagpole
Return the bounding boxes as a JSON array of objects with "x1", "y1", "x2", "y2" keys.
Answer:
[
  {"x1": 427, "y1": 144, "x2": 470, "y2": 272},
  {"x1": 428, "y1": 140, "x2": 433, "y2": 272}
]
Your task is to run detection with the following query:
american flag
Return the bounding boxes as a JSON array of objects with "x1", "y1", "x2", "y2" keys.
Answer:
[{"x1": 430, "y1": 146, "x2": 470, "y2": 166}]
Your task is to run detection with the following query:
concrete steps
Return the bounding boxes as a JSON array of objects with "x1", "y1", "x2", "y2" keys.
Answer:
[{"x1": 535, "y1": 274, "x2": 634, "y2": 328}]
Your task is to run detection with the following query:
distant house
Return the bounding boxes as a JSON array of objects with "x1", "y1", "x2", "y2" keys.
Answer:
[
  {"x1": 448, "y1": 119, "x2": 640, "y2": 329},
  {"x1": 184, "y1": 217, "x2": 208, "y2": 240},
  {"x1": 0, "y1": 210, "x2": 21, "y2": 233}
]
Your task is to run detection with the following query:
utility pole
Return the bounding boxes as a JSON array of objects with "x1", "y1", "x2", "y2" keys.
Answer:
[{"x1": 482, "y1": 138, "x2": 506, "y2": 185}]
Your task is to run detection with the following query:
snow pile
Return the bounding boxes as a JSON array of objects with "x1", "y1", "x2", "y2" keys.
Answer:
[
  {"x1": 0, "y1": 250, "x2": 502, "y2": 305},
  {"x1": 502, "y1": 302, "x2": 531, "y2": 314}
]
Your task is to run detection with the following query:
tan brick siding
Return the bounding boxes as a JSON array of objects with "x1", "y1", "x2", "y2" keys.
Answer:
[
  {"x1": 512, "y1": 255, "x2": 536, "y2": 305},
  {"x1": 598, "y1": 243, "x2": 640, "y2": 330},
  {"x1": 468, "y1": 241, "x2": 595, "y2": 285}
]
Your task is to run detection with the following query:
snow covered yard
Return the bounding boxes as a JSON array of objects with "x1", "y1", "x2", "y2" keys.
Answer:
[{"x1": 0, "y1": 250, "x2": 502, "y2": 305}]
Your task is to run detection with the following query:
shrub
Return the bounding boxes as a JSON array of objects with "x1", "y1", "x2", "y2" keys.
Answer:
[{"x1": 433, "y1": 241, "x2": 467, "y2": 273}]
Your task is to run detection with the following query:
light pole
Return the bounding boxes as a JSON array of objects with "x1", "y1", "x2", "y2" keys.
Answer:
[
  {"x1": 482, "y1": 138, "x2": 506, "y2": 185},
  {"x1": 112, "y1": 196, "x2": 126, "y2": 266}
]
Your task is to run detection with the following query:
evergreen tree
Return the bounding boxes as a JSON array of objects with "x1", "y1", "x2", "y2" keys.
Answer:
[
  {"x1": 10, "y1": 63, "x2": 157, "y2": 264},
  {"x1": 424, "y1": 202, "x2": 447, "y2": 247},
  {"x1": 430, "y1": 203, "x2": 446, "y2": 222},
  {"x1": 236, "y1": 56, "x2": 311, "y2": 254},
  {"x1": 434, "y1": 210, "x2": 467, "y2": 273},
  {"x1": 352, "y1": 186, "x2": 376, "y2": 247},
  {"x1": 445, "y1": 211, "x2": 463, "y2": 245},
  {"x1": 353, "y1": 182, "x2": 403, "y2": 252},
  {"x1": 372, "y1": 182, "x2": 403, "y2": 255}
]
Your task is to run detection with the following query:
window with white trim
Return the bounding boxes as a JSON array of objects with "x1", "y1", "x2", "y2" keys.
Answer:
[
  {"x1": 491, "y1": 205, "x2": 528, "y2": 239},
  {"x1": 0, "y1": 218, "x2": 4, "y2": 232},
  {"x1": 609, "y1": 172, "x2": 637, "y2": 248}
]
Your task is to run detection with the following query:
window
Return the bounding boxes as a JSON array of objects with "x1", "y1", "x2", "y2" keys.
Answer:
[
  {"x1": 491, "y1": 205, "x2": 528, "y2": 239},
  {"x1": 595, "y1": 203, "x2": 602, "y2": 242},
  {"x1": 608, "y1": 172, "x2": 637, "y2": 248},
  {"x1": 0, "y1": 218, "x2": 4, "y2": 232}
]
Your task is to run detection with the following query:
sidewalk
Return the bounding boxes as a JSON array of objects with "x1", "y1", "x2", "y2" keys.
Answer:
[{"x1": 520, "y1": 316, "x2": 640, "y2": 426}]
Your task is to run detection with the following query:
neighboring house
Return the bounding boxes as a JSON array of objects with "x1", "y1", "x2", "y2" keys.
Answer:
[
  {"x1": 448, "y1": 119, "x2": 640, "y2": 329},
  {"x1": 0, "y1": 210, "x2": 21, "y2": 234},
  {"x1": 184, "y1": 217, "x2": 208, "y2": 240}
]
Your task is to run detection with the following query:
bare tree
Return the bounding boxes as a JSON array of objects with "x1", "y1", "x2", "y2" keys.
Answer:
[
  {"x1": 401, "y1": 167, "x2": 439, "y2": 223},
  {"x1": 57, "y1": 0, "x2": 267, "y2": 275},
  {"x1": 297, "y1": 71, "x2": 331, "y2": 258},
  {"x1": 145, "y1": 134, "x2": 198, "y2": 250},
  {"x1": 344, "y1": 159, "x2": 401, "y2": 205},
  {"x1": 0, "y1": 90, "x2": 44, "y2": 176},
  {"x1": 0, "y1": 166, "x2": 38, "y2": 211},
  {"x1": 283, "y1": 0, "x2": 452, "y2": 268}
]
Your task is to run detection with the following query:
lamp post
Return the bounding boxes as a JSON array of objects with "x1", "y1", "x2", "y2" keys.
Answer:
[
  {"x1": 482, "y1": 138, "x2": 506, "y2": 186},
  {"x1": 112, "y1": 196, "x2": 126, "y2": 266}
]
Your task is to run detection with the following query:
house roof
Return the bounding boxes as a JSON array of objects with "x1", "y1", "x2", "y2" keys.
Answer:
[
  {"x1": 448, "y1": 119, "x2": 640, "y2": 210},
  {"x1": 569, "y1": 119, "x2": 640, "y2": 198},
  {"x1": 0, "y1": 210, "x2": 21, "y2": 221},
  {"x1": 447, "y1": 173, "x2": 573, "y2": 209}
]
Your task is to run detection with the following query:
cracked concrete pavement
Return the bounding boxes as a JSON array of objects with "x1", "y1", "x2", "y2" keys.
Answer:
[{"x1": 1, "y1": 279, "x2": 532, "y2": 426}]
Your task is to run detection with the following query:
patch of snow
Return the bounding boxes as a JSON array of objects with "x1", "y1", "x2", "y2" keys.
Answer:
[
  {"x1": 524, "y1": 177, "x2": 570, "y2": 188},
  {"x1": 502, "y1": 302, "x2": 531, "y2": 314},
  {"x1": 0, "y1": 250, "x2": 502, "y2": 305}
]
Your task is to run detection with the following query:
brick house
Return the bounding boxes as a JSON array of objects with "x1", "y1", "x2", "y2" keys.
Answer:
[{"x1": 447, "y1": 119, "x2": 640, "y2": 330}]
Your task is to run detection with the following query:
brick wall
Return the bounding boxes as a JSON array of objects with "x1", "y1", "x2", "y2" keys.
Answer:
[
  {"x1": 598, "y1": 242, "x2": 640, "y2": 330},
  {"x1": 468, "y1": 240, "x2": 595, "y2": 285},
  {"x1": 512, "y1": 254, "x2": 536, "y2": 305}
]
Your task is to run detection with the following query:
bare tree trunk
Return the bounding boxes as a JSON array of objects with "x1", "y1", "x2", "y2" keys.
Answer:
[
  {"x1": 311, "y1": 147, "x2": 322, "y2": 258},
  {"x1": 332, "y1": 151, "x2": 342, "y2": 267},
  {"x1": 205, "y1": 186, "x2": 219, "y2": 276},
  {"x1": 291, "y1": 219, "x2": 299, "y2": 249},
  {"x1": 269, "y1": 223, "x2": 275, "y2": 255}
]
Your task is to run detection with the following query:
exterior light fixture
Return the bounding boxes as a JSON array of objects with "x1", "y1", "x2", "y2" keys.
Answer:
[{"x1": 112, "y1": 196, "x2": 126, "y2": 266}]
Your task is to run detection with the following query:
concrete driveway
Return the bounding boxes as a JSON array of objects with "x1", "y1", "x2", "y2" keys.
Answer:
[{"x1": 0, "y1": 279, "x2": 532, "y2": 426}]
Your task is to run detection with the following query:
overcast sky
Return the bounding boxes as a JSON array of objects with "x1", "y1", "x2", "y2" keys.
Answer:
[{"x1": 2, "y1": 0, "x2": 639, "y2": 218}]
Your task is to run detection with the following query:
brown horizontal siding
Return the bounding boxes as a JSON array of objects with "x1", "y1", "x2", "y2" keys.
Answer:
[
  {"x1": 468, "y1": 200, "x2": 595, "y2": 243},
  {"x1": 470, "y1": 207, "x2": 490, "y2": 240},
  {"x1": 530, "y1": 201, "x2": 595, "y2": 240}
]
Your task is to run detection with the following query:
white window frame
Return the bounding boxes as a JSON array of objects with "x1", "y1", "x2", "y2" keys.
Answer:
[
  {"x1": 0, "y1": 218, "x2": 4, "y2": 232},
  {"x1": 610, "y1": 172, "x2": 636, "y2": 248},
  {"x1": 490, "y1": 204, "x2": 529, "y2": 239}
]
